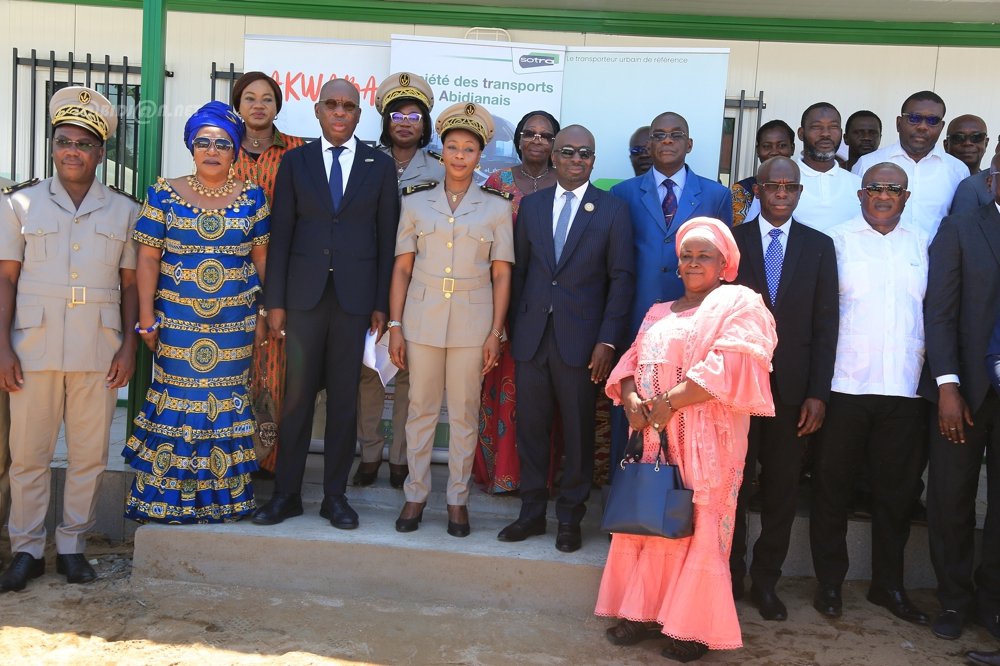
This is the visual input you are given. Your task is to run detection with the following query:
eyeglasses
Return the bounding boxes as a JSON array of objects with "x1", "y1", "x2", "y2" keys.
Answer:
[
  {"x1": 53, "y1": 138, "x2": 100, "y2": 153},
  {"x1": 862, "y1": 183, "x2": 906, "y2": 197},
  {"x1": 629, "y1": 146, "x2": 649, "y2": 156},
  {"x1": 948, "y1": 131, "x2": 988, "y2": 144},
  {"x1": 759, "y1": 182, "x2": 804, "y2": 193},
  {"x1": 320, "y1": 99, "x2": 359, "y2": 113},
  {"x1": 521, "y1": 131, "x2": 555, "y2": 144},
  {"x1": 650, "y1": 130, "x2": 688, "y2": 142},
  {"x1": 902, "y1": 112, "x2": 943, "y2": 127},
  {"x1": 389, "y1": 111, "x2": 422, "y2": 124},
  {"x1": 191, "y1": 137, "x2": 235, "y2": 152},
  {"x1": 556, "y1": 146, "x2": 595, "y2": 159}
]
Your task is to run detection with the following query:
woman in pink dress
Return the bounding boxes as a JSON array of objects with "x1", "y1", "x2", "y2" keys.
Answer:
[{"x1": 595, "y1": 217, "x2": 777, "y2": 662}]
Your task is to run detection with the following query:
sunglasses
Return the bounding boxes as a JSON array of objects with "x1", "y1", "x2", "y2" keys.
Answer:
[
  {"x1": 389, "y1": 111, "x2": 422, "y2": 124},
  {"x1": 320, "y1": 99, "x2": 359, "y2": 113},
  {"x1": 759, "y1": 182, "x2": 804, "y2": 193},
  {"x1": 902, "y1": 112, "x2": 943, "y2": 127},
  {"x1": 191, "y1": 137, "x2": 234, "y2": 152},
  {"x1": 863, "y1": 183, "x2": 906, "y2": 197},
  {"x1": 556, "y1": 146, "x2": 595, "y2": 159},
  {"x1": 53, "y1": 138, "x2": 100, "y2": 153},
  {"x1": 521, "y1": 131, "x2": 555, "y2": 144},
  {"x1": 629, "y1": 145, "x2": 649, "y2": 156},
  {"x1": 650, "y1": 130, "x2": 688, "y2": 142},
  {"x1": 948, "y1": 131, "x2": 988, "y2": 144}
]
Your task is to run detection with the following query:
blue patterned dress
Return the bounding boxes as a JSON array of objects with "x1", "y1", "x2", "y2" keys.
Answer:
[{"x1": 124, "y1": 177, "x2": 269, "y2": 523}]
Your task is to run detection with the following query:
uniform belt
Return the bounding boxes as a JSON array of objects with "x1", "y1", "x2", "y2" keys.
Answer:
[
  {"x1": 18, "y1": 280, "x2": 121, "y2": 305},
  {"x1": 410, "y1": 268, "x2": 491, "y2": 294}
]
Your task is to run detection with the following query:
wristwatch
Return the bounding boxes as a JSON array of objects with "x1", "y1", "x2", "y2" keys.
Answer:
[
  {"x1": 387, "y1": 320, "x2": 403, "y2": 329},
  {"x1": 258, "y1": 307, "x2": 268, "y2": 318}
]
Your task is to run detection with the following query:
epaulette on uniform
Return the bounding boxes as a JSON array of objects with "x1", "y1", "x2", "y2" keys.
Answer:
[
  {"x1": 481, "y1": 184, "x2": 512, "y2": 200},
  {"x1": 109, "y1": 184, "x2": 141, "y2": 204},
  {"x1": 426, "y1": 149, "x2": 442, "y2": 161},
  {"x1": 403, "y1": 181, "x2": 438, "y2": 196},
  {"x1": 2, "y1": 178, "x2": 40, "y2": 196}
]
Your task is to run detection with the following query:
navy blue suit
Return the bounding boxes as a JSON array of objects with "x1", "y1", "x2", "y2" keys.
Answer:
[
  {"x1": 510, "y1": 183, "x2": 634, "y2": 524},
  {"x1": 265, "y1": 138, "x2": 399, "y2": 498}
]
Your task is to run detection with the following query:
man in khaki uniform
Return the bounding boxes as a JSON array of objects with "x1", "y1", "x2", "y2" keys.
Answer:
[
  {"x1": 350, "y1": 72, "x2": 444, "y2": 488},
  {"x1": 0, "y1": 86, "x2": 139, "y2": 592}
]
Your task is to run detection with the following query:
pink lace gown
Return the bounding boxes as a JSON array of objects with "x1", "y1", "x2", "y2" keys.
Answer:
[{"x1": 595, "y1": 300, "x2": 775, "y2": 650}]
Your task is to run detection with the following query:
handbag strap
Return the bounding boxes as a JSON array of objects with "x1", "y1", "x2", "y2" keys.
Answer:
[{"x1": 622, "y1": 427, "x2": 670, "y2": 469}]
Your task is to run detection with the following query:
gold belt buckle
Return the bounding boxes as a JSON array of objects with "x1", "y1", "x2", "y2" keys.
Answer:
[
  {"x1": 442, "y1": 277, "x2": 455, "y2": 294},
  {"x1": 70, "y1": 286, "x2": 86, "y2": 306}
]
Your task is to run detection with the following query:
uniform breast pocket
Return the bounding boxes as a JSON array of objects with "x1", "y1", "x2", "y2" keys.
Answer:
[
  {"x1": 414, "y1": 219, "x2": 438, "y2": 253},
  {"x1": 12, "y1": 304, "x2": 45, "y2": 362},
  {"x1": 23, "y1": 220, "x2": 59, "y2": 262},
  {"x1": 467, "y1": 225, "x2": 494, "y2": 263},
  {"x1": 95, "y1": 220, "x2": 129, "y2": 266}
]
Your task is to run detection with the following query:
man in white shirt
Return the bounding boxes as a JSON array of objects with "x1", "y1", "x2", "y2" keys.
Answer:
[
  {"x1": 794, "y1": 102, "x2": 861, "y2": 234},
  {"x1": 809, "y1": 162, "x2": 930, "y2": 626},
  {"x1": 853, "y1": 91, "x2": 968, "y2": 239}
]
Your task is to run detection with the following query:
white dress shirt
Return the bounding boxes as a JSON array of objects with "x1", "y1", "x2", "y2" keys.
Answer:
[
  {"x1": 852, "y1": 141, "x2": 969, "y2": 239},
  {"x1": 551, "y1": 180, "x2": 590, "y2": 236},
  {"x1": 828, "y1": 215, "x2": 929, "y2": 398},
  {"x1": 653, "y1": 165, "x2": 687, "y2": 205},
  {"x1": 793, "y1": 159, "x2": 862, "y2": 234},
  {"x1": 758, "y1": 215, "x2": 791, "y2": 259},
  {"x1": 320, "y1": 135, "x2": 358, "y2": 195}
]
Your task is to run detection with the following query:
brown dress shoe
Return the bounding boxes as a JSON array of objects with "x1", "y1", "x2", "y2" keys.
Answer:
[
  {"x1": 447, "y1": 504, "x2": 470, "y2": 537},
  {"x1": 388, "y1": 463, "x2": 408, "y2": 489},
  {"x1": 352, "y1": 461, "x2": 381, "y2": 486},
  {"x1": 395, "y1": 501, "x2": 425, "y2": 533}
]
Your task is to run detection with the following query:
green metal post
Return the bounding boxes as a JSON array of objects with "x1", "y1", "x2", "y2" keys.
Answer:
[{"x1": 127, "y1": 0, "x2": 166, "y2": 435}]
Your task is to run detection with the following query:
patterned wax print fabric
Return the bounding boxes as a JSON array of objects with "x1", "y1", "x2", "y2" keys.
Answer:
[{"x1": 124, "y1": 177, "x2": 270, "y2": 523}]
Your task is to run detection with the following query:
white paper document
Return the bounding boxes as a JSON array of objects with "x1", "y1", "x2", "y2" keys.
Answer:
[{"x1": 362, "y1": 329, "x2": 398, "y2": 387}]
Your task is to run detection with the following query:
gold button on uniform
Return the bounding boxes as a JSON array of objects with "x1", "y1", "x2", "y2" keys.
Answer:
[
  {"x1": 71, "y1": 272, "x2": 79, "y2": 279},
  {"x1": 448, "y1": 217, "x2": 454, "y2": 224},
  {"x1": 72, "y1": 243, "x2": 80, "y2": 251},
  {"x1": 444, "y1": 267, "x2": 452, "y2": 274},
  {"x1": 447, "y1": 242, "x2": 453, "y2": 248},
  {"x1": 444, "y1": 292, "x2": 452, "y2": 299}
]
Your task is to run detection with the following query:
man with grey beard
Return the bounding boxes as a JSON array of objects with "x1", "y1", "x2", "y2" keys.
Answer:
[{"x1": 793, "y1": 102, "x2": 862, "y2": 234}]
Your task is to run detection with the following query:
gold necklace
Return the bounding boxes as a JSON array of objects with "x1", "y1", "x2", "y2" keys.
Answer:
[
  {"x1": 519, "y1": 165, "x2": 550, "y2": 192},
  {"x1": 187, "y1": 174, "x2": 235, "y2": 198},
  {"x1": 245, "y1": 132, "x2": 271, "y2": 149},
  {"x1": 391, "y1": 150, "x2": 413, "y2": 178},
  {"x1": 445, "y1": 186, "x2": 468, "y2": 203}
]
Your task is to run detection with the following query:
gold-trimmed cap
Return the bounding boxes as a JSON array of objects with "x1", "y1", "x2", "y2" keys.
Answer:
[
  {"x1": 375, "y1": 72, "x2": 434, "y2": 115},
  {"x1": 49, "y1": 86, "x2": 116, "y2": 141},
  {"x1": 435, "y1": 102, "x2": 494, "y2": 146}
]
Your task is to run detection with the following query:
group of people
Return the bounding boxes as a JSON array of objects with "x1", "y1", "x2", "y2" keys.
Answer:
[{"x1": 0, "y1": 72, "x2": 999, "y2": 665}]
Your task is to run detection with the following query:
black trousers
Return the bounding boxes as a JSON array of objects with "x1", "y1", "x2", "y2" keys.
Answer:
[
  {"x1": 274, "y1": 273, "x2": 368, "y2": 498},
  {"x1": 928, "y1": 389, "x2": 1000, "y2": 614},
  {"x1": 809, "y1": 392, "x2": 925, "y2": 589},
  {"x1": 731, "y1": 401, "x2": 805, "y2": 588},
  {"x1": 515, "y1": 318, "x2": 597, "y2": 525}
]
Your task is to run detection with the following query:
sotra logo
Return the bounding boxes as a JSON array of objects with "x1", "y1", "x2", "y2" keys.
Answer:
[{"x1": 518, "y1": 52, "x2": 560, "y2": 68}]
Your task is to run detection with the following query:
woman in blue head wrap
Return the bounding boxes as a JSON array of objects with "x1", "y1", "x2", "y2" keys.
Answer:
[{"x1": 123, "y1": 100, "x2": 271, "y2": 523}]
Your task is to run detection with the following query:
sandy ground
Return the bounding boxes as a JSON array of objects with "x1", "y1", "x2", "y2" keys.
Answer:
[{"x1": 0, "y1": 535, "x2": 994, "y2": 665}]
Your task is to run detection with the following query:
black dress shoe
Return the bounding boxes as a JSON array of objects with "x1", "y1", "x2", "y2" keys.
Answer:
[
  {"x1": 967, "y1": 649, "x2": 1000, "y2": 666},
  {"x1": 352, "y1": 461, "x2": 380, "y2": 487},
  {"x1": 388, "y1": 463, "x2": 408, "y2": 489},
  {"x1": 56, "y1": 553, "x2": 97, "y2": 584},
  {"x1": 866, "y1": 586, "x2": 928, "y2": 625},
  {"x1": 661, "y1": 638, "x2": 708, "y2": 663},
  {"x1": 977, "y1": 611, "x2": 1000, "y2": 641},
  {"x1": 813, "y1": 583, "x2": 842, "y2": 618},
  {"x1": 750, "y1": 584, "x2": 788, "y2": 621},
  {"x1": 395, "y1": 501, "x2": 425, "y2": 533},
  {"x1": 251, "y1": 493, "x2": 303, "y2": 525},
  {"x1": 555, "y1": 523, "x2": 582, "y2": 553},
  {"x1": 0, "y1": 552, "x2": 45, "y2": 592},
  {"x1": 732, "y1": 573, "x2": 745, "y2": 601},
  {"x1": 497, "y1": 516, "x2": 546, "y2": 542},
  {"x1": 931, "y1": 609, "x2": 965, "y2": 640},
  {"x1": 446, "y1": 504, "x2": 470, "y2": 538},
  {"x1": 319, "y1": 495, "x2": 359, "y2": 530}
]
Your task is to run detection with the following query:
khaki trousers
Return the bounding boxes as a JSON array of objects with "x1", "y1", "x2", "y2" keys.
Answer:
[
  {"x1": 0, "y1": 391, "x2": 9, "y2": 530},
  {"x1": 8, "y1": 371, "x2": 115, "y2": 557},
  {"x1": 356, "y1": 367, "x2": 409, "y2": 465},
  {"x1": 404, "y1": 342, "x2": 483, "y2": 505}
]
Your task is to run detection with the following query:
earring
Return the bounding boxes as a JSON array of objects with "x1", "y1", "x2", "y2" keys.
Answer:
[
  {"x1": 439, "y1": 155, "x2": 444, "y2": 164},
  {"x1": 676, "y1": 268, "x2": 681, "y2": 278},
  {"x1": 228, "y1": 165, "x2": 235, "y2": 180}
]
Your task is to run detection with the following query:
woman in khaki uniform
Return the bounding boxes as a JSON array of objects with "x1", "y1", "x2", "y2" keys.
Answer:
[{"x1": 388, "y1": 102, "x2": 514, "y2": 537}]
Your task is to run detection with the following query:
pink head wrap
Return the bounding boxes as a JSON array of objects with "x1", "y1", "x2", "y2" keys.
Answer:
[{"x1": 675, "y1": 216, "x2": 740, "y2": 283}]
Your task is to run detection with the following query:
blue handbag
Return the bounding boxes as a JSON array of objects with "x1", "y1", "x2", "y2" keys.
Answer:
[{"x1": 600, "y1": 428, "x2": 694, "y2": 538}]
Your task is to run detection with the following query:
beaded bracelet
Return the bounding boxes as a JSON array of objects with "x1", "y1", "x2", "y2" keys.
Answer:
[{"x1": 134, "y1": 316, "x2": 162, "y2": 334}]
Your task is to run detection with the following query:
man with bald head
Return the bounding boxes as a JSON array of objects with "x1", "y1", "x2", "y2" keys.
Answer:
[
  {"x1": 809, "y1": 162, "x2": 929, "y2": 625},
  {"x1": 730, "y1": 157, "x2": 839, "y2": 620},
  {"x1": 922, "y1": 151, "x2": 1000, "y2": 641},
  {"x1": 255, "y1": 78, "x2": 400, "y2": 529},
  {"x1": 501, "y1": 125, "x2": 634, "y2": 553}
]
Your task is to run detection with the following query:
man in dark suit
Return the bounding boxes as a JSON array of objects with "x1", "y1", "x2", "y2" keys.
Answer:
[
  {"x1": 606, "y1": 112, "x2": 733, "y2": 479},
  {"x1": 923, "y1": 152, "x2": 1000, "y2": 640},
  {"x1": 497, "y1": 125, "x2": 634, "y2": 553},
  {"x1": 729, "y1": 157, "x2": 839, "y2": 620},
  {"x1": 254, "y1": 78, "x2": 399, "y2": 529}
]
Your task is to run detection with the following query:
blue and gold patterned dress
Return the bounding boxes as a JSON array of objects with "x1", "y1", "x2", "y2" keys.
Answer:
[{"x1": 124, "y1": 177, "x2": 269, "y2": 523}]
